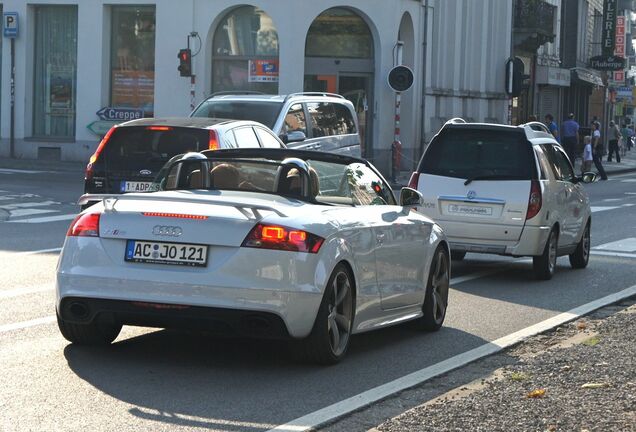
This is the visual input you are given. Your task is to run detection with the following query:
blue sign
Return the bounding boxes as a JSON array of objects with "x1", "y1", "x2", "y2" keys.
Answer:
[
  {"x1": 96, "y1": 107, "x2": 144, "y2": 121},
  {"x1": 3, "y1": 13, "x2": 18, "y2": 38}
]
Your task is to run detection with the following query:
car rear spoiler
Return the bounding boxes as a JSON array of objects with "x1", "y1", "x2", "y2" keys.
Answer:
[{"x1": 77, "y1": 193, "x2": 287, "y2": 219}]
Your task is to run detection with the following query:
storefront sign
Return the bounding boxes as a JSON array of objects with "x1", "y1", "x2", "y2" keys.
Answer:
[
  {"x1": 614, "y1": 15, "x2": 626, "y2": 57},
  {"x1": 590, "y1": 55, "x2": 625, "y2": 70},
  {"x1": 248, "y1": 60, "x2": 279, "y2": 83},
  {"x1": 602, "y1": 0, "x2": 617, "y2": 55},
  {"x1": 535, "y1": 66, "x2": 570, "y2": 87},
  {"x1": 3, "y1": 12, "x2": 18, "y2": 38},
  {"x1": 612, "y1": 70, "x2": 625, "y2": 83},
  {"x1": 615, "y1": 86, "x2": 632, "y2": 102},
  {"x1": 111, "y1": 71, "x2": 155, "y2": 115},
  {"x1": 96, "y1": 107, "x2": 144, "y2": 121}
]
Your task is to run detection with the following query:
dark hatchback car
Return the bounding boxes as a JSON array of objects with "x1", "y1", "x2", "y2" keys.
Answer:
[{"x1": 83, "y1": 117, "x2": 285, "y2": 206}]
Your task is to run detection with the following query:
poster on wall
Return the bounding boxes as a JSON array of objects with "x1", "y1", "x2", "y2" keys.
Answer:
[
  {"x1": 248, "y1": 59, "x2": 279, "y2": 82},
  {"x1": 111, "y1": 71, "x2": 155, "y2": 116},
  {"x1": 47, "y1": 65, "x2": 75, "y2": 113}
]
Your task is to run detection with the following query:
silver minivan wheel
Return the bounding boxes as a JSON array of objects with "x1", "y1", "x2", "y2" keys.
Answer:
[{"x1": 533, "y1": 229, "x2": 558, "y2": 280}]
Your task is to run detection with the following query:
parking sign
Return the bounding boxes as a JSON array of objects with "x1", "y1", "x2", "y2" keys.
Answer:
[{"x1": 3, "y1": 12, "x2": 18, "y2": 38}]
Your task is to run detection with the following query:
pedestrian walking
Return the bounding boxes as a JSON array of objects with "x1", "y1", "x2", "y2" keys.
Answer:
[
  {"x1": 545, "y1": 114, "x2": 559, "y2": 141},
  {"x1": 561, "y1": 113, "x2": 579, "y2": 163},
  {"x1": 607, "y1": 121, "x2": 621, "y2": 163},
  {"x1": 581, "y1": 135, "x2": 593, "y2": 175},
  {"x1": 591, "y1": 122, "x2": 608, "y2": 180},
  {"x1": 620, "y1": 123, "x2": 630, "y2": 157}
]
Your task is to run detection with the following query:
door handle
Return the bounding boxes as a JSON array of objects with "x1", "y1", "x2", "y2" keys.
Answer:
[{"x1": 376, "y1": 233, "x2": 386, "y2": 243}]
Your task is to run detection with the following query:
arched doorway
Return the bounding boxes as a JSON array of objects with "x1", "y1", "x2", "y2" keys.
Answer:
[
  {"x1": 304, "y1": 8, "x2": 374, "y2": 158},
  {"x1": 211, "y1": 6, "x2": 279, "y2": 94}
]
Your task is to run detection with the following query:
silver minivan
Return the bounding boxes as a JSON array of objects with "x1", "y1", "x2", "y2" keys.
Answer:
[
  {"x1": 408, "y1": 120, "x2": 596, "y2": 280},
  {"x1": 190, "y1": 92, "x2": 361, "y2": 157}
]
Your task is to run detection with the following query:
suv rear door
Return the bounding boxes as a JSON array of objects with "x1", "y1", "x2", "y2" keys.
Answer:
[
  {"x1": 89, "y1": 126, "x2": 209, "y2": 194},
  {"x1": 415, "y1": 127, "x2": 536, "y2": 243}
]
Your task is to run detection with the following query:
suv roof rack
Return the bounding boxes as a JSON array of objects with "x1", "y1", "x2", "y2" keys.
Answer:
[
  {"x1": 522, "y1": 121, "x2": 551, "y2": 135},
  {"x1": 210, "y1": 91, "x2": 266, "y2": 97},
  {"x1": 444, "y1": 117, "x2": 467, "y2": 126},
  {"x1": 283, "y1": 92, "x2": 345, "y2": 103}
]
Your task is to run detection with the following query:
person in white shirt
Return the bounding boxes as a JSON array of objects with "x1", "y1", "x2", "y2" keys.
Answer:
[{"x1": 582, "y1": 135, "x2": 593, "y2": 175}]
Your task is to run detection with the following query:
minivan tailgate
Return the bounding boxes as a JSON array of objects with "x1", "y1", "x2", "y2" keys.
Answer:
[{"x1": 418, "y1": 175, "x2": 530, "y2": 242}]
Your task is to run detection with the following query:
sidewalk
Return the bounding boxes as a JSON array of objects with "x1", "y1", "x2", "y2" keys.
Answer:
[
  {"x1": 392, "y1": 147, "x2": 636, "y2": 189},
  {"x1": 0, "y1": 156, "x2": 85, "y2": 173},
  {"x1": 369, "y1": 298, "x2": 636, "y2": 432}
]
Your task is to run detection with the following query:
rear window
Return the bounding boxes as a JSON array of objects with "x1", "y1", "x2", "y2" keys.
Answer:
[
  {"x1": 190, "y1": 100, "x2": 283, "y2": 129},
  {"x1": 420, "y1": 128, "x2": 536, "y2": 180},
  {"x1": 102, "y1": 127, "x2": 209, "y2": 169}
]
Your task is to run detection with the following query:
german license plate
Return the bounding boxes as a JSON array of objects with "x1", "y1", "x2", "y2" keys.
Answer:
[
  {"x1": 125, "y1": 240, "x2": 208, "y2": 267},
  {"x1": 120, "y1": 181, "x2": 152, "y2": 192},
  {"x1": 447, "y1": 203, "x2": 493, "y2": 216}
]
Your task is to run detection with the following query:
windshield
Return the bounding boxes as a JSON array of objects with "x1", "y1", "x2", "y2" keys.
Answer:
[
  {"x1": 420, "y1": 129, "x2": 537, "y2": 180},
  {"x1": 190, "y1": 100, "x2": 283, "y2": 129},
  {"x1": 150, "y1": 155, "x2": 395, "y2": 206}
]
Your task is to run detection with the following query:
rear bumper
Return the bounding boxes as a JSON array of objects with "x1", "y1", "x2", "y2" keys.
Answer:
[
  {"x1": 58, "y1": 296, "x2": 291, "y2": 339},
  {"x1": 449, "y1": 224, "x2": 551, "y2": 257}
]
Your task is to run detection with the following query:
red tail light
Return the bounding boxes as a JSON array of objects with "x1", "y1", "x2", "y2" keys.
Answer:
[
  {"x1": 86, "y1": 126, "x2": 117, "y2": 179},
  {"x1": 209, "y1": 130, "x2": 220, "y2": 150},
  {"x1": 242, "y1": 224, "x2": 324, "y2": 253},
  {"x1": 526, "y1": 180, "x2": 542, "y2": 220},
  {"x1": 408, "y1": 172, "x2": 420, "y2": 189},
  {"x1": 67, "y1": 213, "x2": 101, "y2": 237},
  {"x1": 146, "y1": 126, "x2": 173, "y2": 131}
]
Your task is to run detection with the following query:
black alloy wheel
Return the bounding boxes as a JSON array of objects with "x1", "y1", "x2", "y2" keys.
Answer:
[
  {"x1": 416, "y1": 246, "x2": 450, "y2": 331},
  {"x1": 569, "y1": 222, "x2": 591, "y2": 269}
]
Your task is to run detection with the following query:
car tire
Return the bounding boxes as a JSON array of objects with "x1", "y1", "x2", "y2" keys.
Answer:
[
  {"x1": 450, "y1": 250, "x2": 466, "y2": 261},
  {"x1": 533, "y1": 228, "x2": 558, "y2": 280},
  {"x1": 569, "y1": 222, "x2": 591, "y2": 269},
  {"x1": 296, "y1": 264, "x2": 354, "y2": 365},
  {"x1": 56, "y1": 312, "x2": 121, "y2": 345},
  {"x1": 415, "y1": 246, "x2": 450, "y2": 331}
]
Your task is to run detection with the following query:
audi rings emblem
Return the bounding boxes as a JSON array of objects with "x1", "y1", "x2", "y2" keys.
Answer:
[{"x1": 152, "y1": 225, "x2": 183, "y2": 237}]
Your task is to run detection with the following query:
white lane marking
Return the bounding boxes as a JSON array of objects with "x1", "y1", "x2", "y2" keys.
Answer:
[
  {"x1": 0, "y1": 316, "x2": 57, "y2": 333},
  {"x1": 620, "y1": 179, "x2": 636, "y2": 183},
  {"x1": 591, "y1": 250, "x2": 636, "y2": 259},
  {"x1": 268, "y1": 284, "x2": 636, "y2": 432},
  {"x1": 12, "y1": 247, "x2": 62, "y2": 256},
  {"x1": 8, "y1": 214, "x2": 76, "y2": 223},
  {"x1": 0, "y1": 200, "x2": 59, "y2": 210},
  {"x1": 591, "y1": 206, "x2": 620, "y2": 213},
  {"x1": 0, "y1": 168, "x2": 47, "y2": 174},
  {"x1": 0, "y1": 284, "x2": 54, "y2": 299},
  {"x1": 593, "y1": 238, "x2": 636, "y2": 253},
  {"x1": 602, "y1": 198, "x2": 622, "y2": 202},
  {"x1": 626, "y1": 192, "x2": 636, "y2": 195},
  {"x1": 8, "y1": 208, "x2": 58, "y2": 217}
]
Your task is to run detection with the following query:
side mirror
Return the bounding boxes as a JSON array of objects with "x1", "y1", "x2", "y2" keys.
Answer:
[
  {"x1": 285, "y1": 131, "x2": 307, "y2": 144},
  {"x1": 580, "y1": 172, "x2": 597, "y2": 184},
  {"x1": 400, "y1": 187, "x2": 424, "y2": 207}
]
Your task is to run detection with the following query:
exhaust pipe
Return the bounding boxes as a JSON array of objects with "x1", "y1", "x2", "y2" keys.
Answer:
[{"x1": 68, "y1": 301, "x2": 90, "y2": 320}]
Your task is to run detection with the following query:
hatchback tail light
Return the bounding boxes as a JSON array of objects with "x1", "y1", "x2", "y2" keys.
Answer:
[
  {"x1": 241, "y1": 224, "x2": 324, "y2": 253},
  {"x1": 526, "y1": 180, "x2": 542, "y2": 220},
  {"x1": 209, "y1": 130, "x2": 220, "y2": 150},
  {"x1": 407, "y1": 172, "x2": 420, "y2": 189},
  {"x1": 86, "y1": 126, "x2": 117, "y2": 180},
  {"x1": 67, "y1": 213, "x2": 101, "y2": 237}
]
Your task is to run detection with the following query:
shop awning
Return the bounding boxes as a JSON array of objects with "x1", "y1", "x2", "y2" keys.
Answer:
[{"x1": 571, "y1": 68, "x2": 604, "y2": 87}]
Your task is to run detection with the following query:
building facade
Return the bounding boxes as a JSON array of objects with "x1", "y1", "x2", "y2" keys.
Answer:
[{"x1": 0, "y1": 0, "x2": 520, "y2": 174}]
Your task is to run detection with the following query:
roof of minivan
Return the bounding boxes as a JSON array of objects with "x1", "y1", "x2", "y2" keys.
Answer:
[
  {"x1": 117, "y1": 117, "x2": 256, "y2": 129},
  {"x1": 442, "y1": 122, "x2": 556, "y2": 143}
]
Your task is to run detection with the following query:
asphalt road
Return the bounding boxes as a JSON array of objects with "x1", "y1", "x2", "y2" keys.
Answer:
[{"x1": 1, "y1": 167, "x2": 635, "y2": 432}]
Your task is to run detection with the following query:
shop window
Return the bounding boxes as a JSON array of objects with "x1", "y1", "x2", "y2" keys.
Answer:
[
  {"x1": 110, "y1": 6, "x2": 155, "y2": 116},
  {"x1": 306, "y1": 8, "x2": 372, "y2": 59},
  {"x1": 212, "y1": 6, "x2": 279, "y2": 94},
  {"x1": 33, "y1": 6, "x2": 78, "y2": 138}
]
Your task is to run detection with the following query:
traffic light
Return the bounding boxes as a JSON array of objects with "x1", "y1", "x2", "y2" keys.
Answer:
[
  {"x1": 505, "y1": 57, "x2": 524, "y2": 97},
  {"x1": 178, "y1": 49, "x2": 192, "y2": 77}
]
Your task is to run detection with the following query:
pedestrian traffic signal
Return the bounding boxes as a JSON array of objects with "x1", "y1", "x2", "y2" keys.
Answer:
[
  {"x1": 178, "y1": 49, "x2": 192, "y2": 77},
  {"x1": 505, "y1": 57, "x2": 524, "y2": 97}
]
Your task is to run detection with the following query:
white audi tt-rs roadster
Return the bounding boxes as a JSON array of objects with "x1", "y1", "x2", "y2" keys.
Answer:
[{"x1": 57, "y1": 149, "x2": 450, "y2": 364}]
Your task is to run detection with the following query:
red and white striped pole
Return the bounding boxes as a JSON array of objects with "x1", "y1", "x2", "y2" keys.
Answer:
[
  {"x1": 190, "y1": 75, "x2": 196, "y2": 112},
  {"x1": 391, "y1": 92, "x2": 403, "y2": 182}
]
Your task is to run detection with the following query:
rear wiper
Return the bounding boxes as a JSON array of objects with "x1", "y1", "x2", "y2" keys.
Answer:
[{"x1": 463, "y1": 174, "x2": 519, "y2": 186}]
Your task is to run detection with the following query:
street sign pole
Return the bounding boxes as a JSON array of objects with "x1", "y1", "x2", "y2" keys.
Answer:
[{"x1": 10, "y1": 37, "x2": 15, "y2": 158}]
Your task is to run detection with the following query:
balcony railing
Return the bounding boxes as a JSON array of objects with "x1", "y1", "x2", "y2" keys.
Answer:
[{"x1": 513, "y1": 0, "x2": 557, "y2": 52}]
